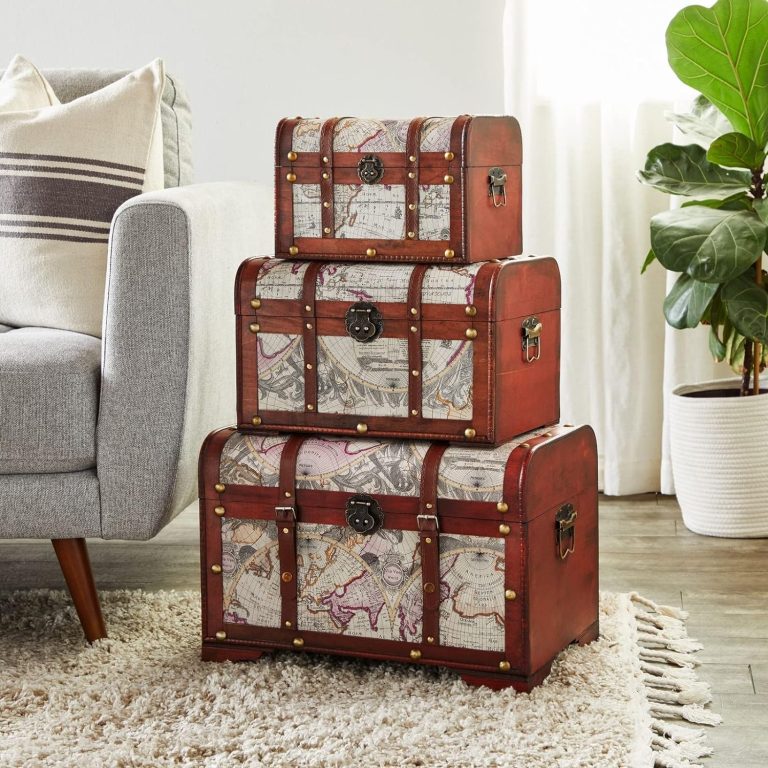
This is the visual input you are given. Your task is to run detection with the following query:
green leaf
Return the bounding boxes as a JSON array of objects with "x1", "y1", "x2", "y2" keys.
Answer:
[
  {"x1": 755, "y1": 198, "x2": 768, "y2": 226},
  {"x1": 709, "y1": 324, "x2": 727, "y2": 359},
  {"x1": 707, "y1": 132, "x2": 766, "y2": 170},
  {"x1": 666, "y1": 95, "x2": 734, "y2": 147},
  {"x1": 638, "y1": 143, "x2": 751, "y2": 197},
  {"x1": 641, "y1": 249, "x2": 657, "y2": 274},
  {"x1": 650, "y1": 207, "x2": 767, "y2": 282},
  {"x1": 664, "y1": 273, "x2": 719, "y2": 328},
  {"x1": 666, "y1": 0, "x2": 768, "y2": 146},
  {"x1": 681, "y1": 192, "x2": 753, "y2": 210},
  {"x1": 728, "y1": 329, "x2": 746, "y2": 369},
  {"x1": 722, "y1": 274, "x2": 768, "y2": 344}
]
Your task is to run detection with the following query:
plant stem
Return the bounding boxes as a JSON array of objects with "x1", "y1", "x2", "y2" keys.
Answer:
[
  {"x1": 749, "y1": 169, "x2": 765, "y2": 395},
  {"x1": 755, "y1": 255, "x2": 762, "y2": 395},
  {"x1": 742, "y1": 340, "x2": 753, "y2": 396}
]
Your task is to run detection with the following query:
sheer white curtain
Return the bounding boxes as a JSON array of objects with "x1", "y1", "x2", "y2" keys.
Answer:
[{"x1": 502, "y1": 0, "x2": 726, "y2": 494}]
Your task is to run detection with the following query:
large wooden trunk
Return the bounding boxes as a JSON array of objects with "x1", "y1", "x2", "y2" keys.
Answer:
[
  {"x1": 199, "y1": 424, "x2": 599, "y2": 691},
  {"x1": 275, "y1": 116, "x2": 522, "y2": 264},
  {"x1": 236, "y1": 256, "x2": 560, "y2": 444}
]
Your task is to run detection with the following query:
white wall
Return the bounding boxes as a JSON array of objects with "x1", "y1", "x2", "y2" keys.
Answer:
[{"x1": 1, "y1": 0, "x2": 506, "y2": 185}]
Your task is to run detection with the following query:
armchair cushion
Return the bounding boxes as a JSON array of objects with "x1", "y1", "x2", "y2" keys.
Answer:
[{"x1": 0, "y1": 327, "x2": 100, "y2": 474}]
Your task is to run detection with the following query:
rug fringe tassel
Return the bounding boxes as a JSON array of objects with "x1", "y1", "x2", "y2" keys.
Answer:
[{"x1": 631, "y1": 593, "x2": 721, "y2": 768}]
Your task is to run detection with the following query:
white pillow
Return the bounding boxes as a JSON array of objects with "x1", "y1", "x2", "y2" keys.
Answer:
[{"x1": 0, "y1": 56, "x2": 165, "y2": 337}]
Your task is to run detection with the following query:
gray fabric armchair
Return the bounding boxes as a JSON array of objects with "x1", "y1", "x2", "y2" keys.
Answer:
[{"x1": 0, "y1": 70, "x2": 272, "y2": 640}]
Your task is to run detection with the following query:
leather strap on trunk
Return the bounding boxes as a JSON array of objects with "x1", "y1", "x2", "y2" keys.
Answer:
[
  {"x1": 301, "y1": 262, "x2": 323, "y2": 413},
  {"x1": 276, "y1": 435, "x2": 305, "y2": 631},
  {"x1": 418, "y1": 442, "x2": 449, "y2": 647},
  {"x1": 406, "y1": 265, "x2": 429, "y2": 419},
  {"x1": 319, "y1": 118, "x2": 343, "y2": 239},
  {"x1": 405, "y1": 117, "x2": 427, "y2": 241},
  {"x1": 448, "y1": 115, "x2": 471, "y2": 260}
]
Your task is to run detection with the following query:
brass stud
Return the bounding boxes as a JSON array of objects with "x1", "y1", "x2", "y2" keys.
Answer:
[
  {"x1": 250, "y1": 298, "x2": 262, "y2": 310},
  {"x1": 410, "y1": 649, "x2": 422, "y2": 660},
  {"x1": 499, "y1": 661, "x2": 511, "y2": 672},
  {"x1": 282, "y1": 527, "x2": 289, "y2": 534},
  {"x1": 288, "y1": 246, "x2": 299, "y2": 256},
  {"x1": 214, "y1": 483, "x2": 226, "y2": 493},
  {"x1": 464, "y1": 428, "x2": 476, "y2": 439},
  {"x1": 285, "y1": 620, "x2": 292, "y2": 628},
  {"x1": 306, "y1": 323, "x2": 313, "y2": 330},
  {"x1": 211, "y1": 564, "x2": 222, "y2": 574},
  {"x1": 499, "y1": 523, "x2": 511, "y2": 536},
  {"x1": 412, "y1": 370, "x2": 419, "y2": 377},
  {"x1": 444, "y1": 151, "x2": 455, "y2": 161},
  {"x1": 408, "y1": 203, "x2": 416, "y2": 211},
  {"x1": 366, "y1": 248, "x2": 377, "y2": 257},
  {"x1": 505, "y1": 589, "x2": 517, "y2": 601},
  {"x1": 215, "y1": 630, "x2": 227, "y2": 640},
  {"x1": 281, "y1": 571, "x2": 293, "y2": 583},
  {"x1": 356, "y1": 423, "x2": 368, "y2": 434},
  {"x1": 322, "y1": 156, "x2": 329, "y2": 164},
  {"x1": 284, "y1": 491, "x2": 292, "y2": 498},
  {"x1": 307, "y1": 404, "x2": 314, "y2": 411},
  {"x1": 521, "y1": 443, "x2": 530, "y2": 449},
  {"x1": 214, "y1": 505, "x2": 225, "y2": 517},
  {"x1": 410, "y1": 308, "x2": 418, "y2": 316},
  {"x1": 465, "y1": 305, "x2": 477, "y2": 317},
  {"x1": 323, "y1": 201, "x2": 330, "y2": 208},
  {"x1": 409, "y1": 155, "x2": 416, "y2": 162},
  {"x1": 411, "y1": 409, "x2": 418, "y2": 416},
  {"x1": 322, "y1": 172, "x2": 330, "y2": 180},
  {"x1": 304, "y1": 305, "x2": 312, "y2": 313},
  {"x1": 249, "y1": 323, "x2": 260, "y2": 333},
  {"x1": 497, "y1": 501, "x2": 509, "y2": 513},
  {"x1": 465, "y1": 328, "x2": 478, "y2": 340},
  {"x1": 410, "y1": 326, "x2": 418, "y2": 333},
  {"x1": 293, "y1": 637, "x2": 304, "y2": 648},
  {"x1": 287, "y1": 151, "x2": 298, "y2": 161},
  {"x1": 252, "y1": 416, "x2": 262, "y2": 426},
  {"x1": 424, "y1": 582, "x2": 436, "y2": 594},
  {"x1": 444, "y1": 249, "x2": 455, "y2": 259},
  {"x1": 425, "y1": 537, "x2": 432, "y2": 544},
  {"x1": 426, "y1": 636, "x2": 435, "y2": 644},
  {"x1": 324, "y1": 226, "x2": 331, "y2": 234},
  {"x1": 306, "y1": 363, "x2": 313, "y2": 370},
  {"x1": 444, "y1": 175, "x2": 454, "y2": 184},
  {"x1": 408, "y1": 171, "x2": 416, "y2": 179},
  {"x1": 407, "y1": 231, "x2": 415, "y2": 239},
  {"x1": 286, "y1": 172, "x2": 297, "y2": 183},
  {"x1": 425, "y1": 503, "x2": 433, "y2": 509},
  {"x1": 564, "y1": 423, "x2": 574, "y2": 428}
]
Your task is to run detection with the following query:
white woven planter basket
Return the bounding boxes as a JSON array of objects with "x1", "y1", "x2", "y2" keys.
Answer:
[{"x1": 671, "y1": 378, "x2": 768, "y2": 538}]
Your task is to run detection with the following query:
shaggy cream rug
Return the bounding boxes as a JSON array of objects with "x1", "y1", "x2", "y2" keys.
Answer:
[{"x1": 0, "y1": 590, "x2": 719, "y2": 768}]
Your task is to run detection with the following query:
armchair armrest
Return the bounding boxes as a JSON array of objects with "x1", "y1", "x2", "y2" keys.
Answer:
[{"x1": 97, "y1": 182, "x2": 273, "y2": 539}]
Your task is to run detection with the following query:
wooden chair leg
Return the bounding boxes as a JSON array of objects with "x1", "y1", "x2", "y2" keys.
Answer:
[{"x1": 51, "y1": 538, "x2": 107, "y2": 642}]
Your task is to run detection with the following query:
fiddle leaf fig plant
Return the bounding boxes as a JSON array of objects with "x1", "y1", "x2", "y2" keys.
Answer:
[{"x1": 638, "y1": 0, "x2": 768, "y2": 395}]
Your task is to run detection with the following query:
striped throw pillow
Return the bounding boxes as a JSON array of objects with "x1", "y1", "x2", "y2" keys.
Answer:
[{"x1": 0, "y1": 56, "x2": 165, "y2": 337}]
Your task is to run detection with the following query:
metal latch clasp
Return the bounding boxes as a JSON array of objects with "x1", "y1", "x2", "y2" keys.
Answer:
[
  {"x1": 555, "y1": 503, "x2": 577, "y2": 560},
  {"x1": 345, "y1": 301, "x2": 384, "y2": 343},
  {"x1": 488, "y1": 166, "x2": 507, "y2": 208},
  {"x1": 521, "y1": 316, "x2": 542, "y2": 363}
]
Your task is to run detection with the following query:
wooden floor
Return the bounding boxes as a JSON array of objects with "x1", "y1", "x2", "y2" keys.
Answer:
[{"x1": 1, "y1": 495, "x2": 766, "y2": 767}]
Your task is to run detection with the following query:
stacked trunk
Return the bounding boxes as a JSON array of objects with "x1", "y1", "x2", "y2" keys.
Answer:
[{"x1": 200, "y1": 116, "x2": 598, "y2": 691}]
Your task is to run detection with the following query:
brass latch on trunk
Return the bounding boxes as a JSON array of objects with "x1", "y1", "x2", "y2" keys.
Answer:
[
  {"x1": 488, "y1": 167, "x2": 507, "y2": 208},
  {"x1": 555, "y1": 503, "x2": 577, "y2": 560},
  {"x1": 521, "y1": 316, "x2": 542, "y2": 363}
]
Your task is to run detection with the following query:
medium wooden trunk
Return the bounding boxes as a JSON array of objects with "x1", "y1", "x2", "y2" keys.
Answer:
[
  {"x1": 275, "y1": 116, "x2": 522, "y2": 264},
  {"x1": 199, "y1": 424, "x2": 599, "y2": 691},
  {"x1": 236, "y1": 256, "x2": 560, "y2": 444}
]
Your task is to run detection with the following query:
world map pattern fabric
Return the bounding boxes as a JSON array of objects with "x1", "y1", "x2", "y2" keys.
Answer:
[
  {"x1": 289, "y1": 118, "x2": 455, "y2": 242},
  {"x1": 219, "y1": 429, "x2": 549, "y2": 502},
  {"x1": 221, "y1": 518, "x2": 505, "y2": 652}
]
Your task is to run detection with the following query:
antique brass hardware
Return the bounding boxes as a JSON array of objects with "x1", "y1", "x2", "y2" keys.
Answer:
[
  {"x1": 488, "y1": 166, "x2": 507, "y2": 207},
  {"x1": 357, "y1": 154, "x2": 384, "y2": 184},
  {"x1": 521, "y1": 316, "x2": 543, "y2": 363},
  {"x1": 345, "y1": 301, "x2": 383, "y2": 343},
  {"x1": 556, "y1": 503, "x2": 578, "y2": 560},
  {"x1": 345, "y1": 494, "x2": 384, "y2": 535}
]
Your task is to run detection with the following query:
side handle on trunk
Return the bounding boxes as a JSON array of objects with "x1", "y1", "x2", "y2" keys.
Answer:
[{"x1": 555, "y1": 503, "x2": 577, "y2": 560}]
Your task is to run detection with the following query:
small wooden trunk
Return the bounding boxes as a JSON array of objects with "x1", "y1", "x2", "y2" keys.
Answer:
[
  {"x1": 199, "y1": 424, "x2": 599, "y2": 691},
  {"x1": 275, "y1": 116, "x2": 522, "y2": 264},
  {"x1": 236, "y1": 256, "x2": 560, "y2": 444}
]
